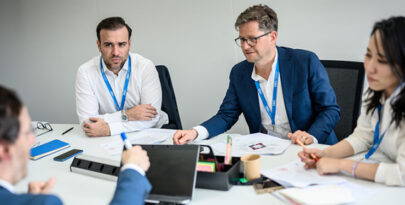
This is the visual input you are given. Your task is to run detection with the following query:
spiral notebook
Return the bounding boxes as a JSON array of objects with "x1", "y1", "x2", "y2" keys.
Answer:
[{"x1": 30, "y1": 139, "x2": 70, "y2": 160}]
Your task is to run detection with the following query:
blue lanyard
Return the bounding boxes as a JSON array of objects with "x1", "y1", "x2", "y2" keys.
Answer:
[
  {"x1": 365, "y1": 104, "x2": 387, "y2": 159},
  {"x1": 100, "y1": 56, "x2": 131, "y2": 111},
  {"x1": 364, "y1": 85, "x2": 403, "y2": 159},
  {"x1": 254, "y1": 60, "x2": 279, "y2": 125}
]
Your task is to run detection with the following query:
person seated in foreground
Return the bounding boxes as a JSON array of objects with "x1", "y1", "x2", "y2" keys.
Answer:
[{"x1": 0, "y1": 85, "x2": 152, "y2": 204}]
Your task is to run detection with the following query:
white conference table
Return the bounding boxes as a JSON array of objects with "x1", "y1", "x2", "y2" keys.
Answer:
[{"x1": 15, "y1": 124, "x2": 404, "y2": 205}]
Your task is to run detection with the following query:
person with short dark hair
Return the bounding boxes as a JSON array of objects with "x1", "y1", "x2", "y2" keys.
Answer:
[
  {"x1": 0, "y1": 85, "x2": 152, "y2": 204},
  {"x1": 76, "y1": 17, "x2": 168, "y2": 137},
  {"x1": 173, "y1": 4, "x2": 340, "y2": 145},
  {"x1": 299, "y1": 16, "x2": 405, "y2": 186}
]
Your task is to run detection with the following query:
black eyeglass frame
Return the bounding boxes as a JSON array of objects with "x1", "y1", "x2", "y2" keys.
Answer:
[
  {"x1": 234, "y1": 31, "x2": 272, "y2": 47},
  {"x1": 36, "y1": 122, "x2": 53, "y2": 137}
]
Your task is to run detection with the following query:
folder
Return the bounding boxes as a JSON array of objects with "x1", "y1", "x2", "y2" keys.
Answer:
[{"x1": 30, "y1": 139, "x2": 70, "y2": 160}]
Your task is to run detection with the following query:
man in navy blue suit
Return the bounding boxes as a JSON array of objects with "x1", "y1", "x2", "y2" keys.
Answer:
[
  {"x1": 173, "y1": 4, "x2": 340, "y2": 145},
  {"x1": 0, "y1": 85, "x2": 151, "y2": 204}
]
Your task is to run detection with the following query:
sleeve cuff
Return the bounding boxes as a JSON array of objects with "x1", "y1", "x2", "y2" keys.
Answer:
[
  {"x1": 311, "y1": 135, "x2": 318, "y2": 144},
  {"x1": 108, "y1": 122, "x2": 124, "y2": 136},
  {"x1": 374, "y1": 162, "x2": 404, "y2": 186},
  {"x1": 104, "y1": 111, "x2": 122, "y2": 123},
  {"x1": 121, "y1": 163, "x2": 145, "y2": 176},
  {"x1": 193, "y1": 125, "x2": 209, "y2": 142}
]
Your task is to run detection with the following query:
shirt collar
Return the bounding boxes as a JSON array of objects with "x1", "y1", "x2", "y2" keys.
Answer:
[
  {"x1": 0, "y1": 179, "x2": 14, "y2": 193},
  {"x1": 100, "y1": 55, "x2": 130, "y2": 75},
  {"x1": 251, "y1": 49, "x2": 279, "y2": 82},
  {"x1": 380, "y1": 83, "x2": 404, "y2": 104}
]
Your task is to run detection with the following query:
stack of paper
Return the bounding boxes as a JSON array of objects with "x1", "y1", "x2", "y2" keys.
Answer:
[
  {"x1": 276, "y1": 184, "x2": 354, "y2": 205},
  {"x1": 100, "y1": 128, "x2": 175, "y2": 156},
  {"x1": 262, "y1": 160, "x2": 346, "y2": 187},
  {"x1": 210, "y1": 133, "x2": 291, "y2": 156}
]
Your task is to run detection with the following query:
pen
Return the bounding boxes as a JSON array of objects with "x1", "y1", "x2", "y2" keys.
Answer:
[
  {"x1": 295, "y1": 138, "x2": 319, "y2": 162},
  {"x1": 120, "y1": 132, "x2": 133, "y2": 150},
  {"x1": 224, "y1": 135, "x2": 232, "y2": 165},
  {"x1": 61, "y1": 127, "x2": 74, "y2": 135}
]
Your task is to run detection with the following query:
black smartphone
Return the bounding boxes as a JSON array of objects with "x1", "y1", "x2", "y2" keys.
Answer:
[
  {"x1": 262, "y1": 180, "x2": 282, "y2": 188},
  {"x1": 253, "y1": 179, "x2": 283, "y2": 194},
  {"x1": 53, "y1": 149, "x2": 83, "y2": 162}
]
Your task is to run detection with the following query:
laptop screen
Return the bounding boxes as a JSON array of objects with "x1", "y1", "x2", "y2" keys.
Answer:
[{"x1": 139, "y1": 144, "x2": 199, "y2": 198}]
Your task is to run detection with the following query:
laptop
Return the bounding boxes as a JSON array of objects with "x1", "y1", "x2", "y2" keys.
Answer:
[{"x1": 136, "y1": 144, "x2": 200, "y2": 204}]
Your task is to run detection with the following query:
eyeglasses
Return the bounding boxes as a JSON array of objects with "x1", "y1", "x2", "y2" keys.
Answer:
[
  {"x1": 235, "y1": 31, "x2": 272, "y2": 47},
  {"x1": 35, "y1": 122, "x2": 53, "y2": 137}
]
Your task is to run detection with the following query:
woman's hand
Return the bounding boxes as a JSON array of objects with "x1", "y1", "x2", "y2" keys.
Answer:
[{"x1": 298, "y1": 148, "x2": 324, "y2": 169}]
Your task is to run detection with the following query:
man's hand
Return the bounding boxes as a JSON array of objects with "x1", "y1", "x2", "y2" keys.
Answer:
[
  {"x1": 82, "y1": 117, "x2": 111, "y2": 137},
  {"x1": 173, "y1": 129, "x2": 198, "y2": 145},
  {"x1": 125, "y1": 104, "x2": 157, "y2": 121},
  {"x1": 122, "y1": 146, "x2": 150, "y2": 172},
  {"x1": 288, "y1": 130, "x2": 314, "y2": 145},
  {"x1": 28, "y1": 177, "x2": 56, "y2": 194}
]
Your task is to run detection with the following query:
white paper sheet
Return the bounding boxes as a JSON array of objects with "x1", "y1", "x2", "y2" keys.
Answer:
[
  {"x1": 210, "y1": 133, "x2": 291, "y2": 156},
  {"x1": 100, "y1": 128, "x2": 175, "y2": 156},
  {"x1": 262, "y1": 160, "x2": 347, "y2": 188},
  {"x1": 341, "y1": 181, "x2": 375, "y2": 202},
  {"x1": 274, "y1": 181, "x2": 374, "y2": 205},
  {"x1": 100, "y1": 140, "x2": 123, "y2": 156},
  {"x1": 278, "y1": 184, "x2": 354, "y2": 205}
]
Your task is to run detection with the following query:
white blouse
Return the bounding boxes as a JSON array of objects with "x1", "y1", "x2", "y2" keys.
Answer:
[{"x1": 345, "y1": 88, "x2": 405, "y2": 186}]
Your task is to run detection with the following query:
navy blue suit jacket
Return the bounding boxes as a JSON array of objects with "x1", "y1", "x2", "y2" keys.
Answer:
[
  {"x1": 110, "y1": 169, "x2": 152, "y2": 205},
  {"x1": 201, "y1": 46, "x2": 340, "y2": 145},
  {"x1": 0, "y1": 187, "x2": 62, "y2": 205},
  {"x1": 0, "y1": 169, "x2": 151, "y2": 205}
]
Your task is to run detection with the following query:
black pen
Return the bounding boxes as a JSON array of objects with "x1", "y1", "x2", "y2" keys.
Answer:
[{"x1": 61, "y1": 127, "x2": 74, "y2": 135}]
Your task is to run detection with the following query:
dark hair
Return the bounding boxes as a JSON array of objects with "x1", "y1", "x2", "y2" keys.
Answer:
[
  {"x1": 96, "y1": 17, "x2": 132, "y2": 42},
  {"x1": 235, "y1": 4, "x2": 278, "y2": 32},
  {"x1": 0, "y1": 85, "x2": 23, "y2": 143},
  {"x1": 365, "y1": 16, "x2": 405, "y2": 126}
]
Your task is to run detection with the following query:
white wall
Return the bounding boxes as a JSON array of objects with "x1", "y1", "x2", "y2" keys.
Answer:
[{"x1": 1, "y1": 0, "x2": 404, "y2": 134}]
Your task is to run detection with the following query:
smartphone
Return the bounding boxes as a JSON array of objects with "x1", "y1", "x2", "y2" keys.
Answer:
[
  {"x1": 253, "y1": 179, "x2": 283, "y2": 194},
  {"x1": 53, "y1": 149, "x2": 83, "y2": 162}
]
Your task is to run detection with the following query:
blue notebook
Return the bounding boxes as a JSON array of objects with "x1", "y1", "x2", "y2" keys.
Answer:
[{"x1": 30, "y1": 139, "x2": 70, "y2": 160}]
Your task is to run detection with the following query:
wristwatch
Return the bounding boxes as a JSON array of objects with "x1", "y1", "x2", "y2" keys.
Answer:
[{"x1": 121, "y1": 110, "x2": 128, "y2": 122}]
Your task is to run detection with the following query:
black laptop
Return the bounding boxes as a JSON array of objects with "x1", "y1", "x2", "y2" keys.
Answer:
[{"x1": 136, "y1": 144, "x2": 200, "y2": 204}]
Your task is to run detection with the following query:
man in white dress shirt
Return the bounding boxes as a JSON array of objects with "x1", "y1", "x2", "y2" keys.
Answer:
[{"x1": 76, "y1": 17, "x2": 168, "y2": 137}]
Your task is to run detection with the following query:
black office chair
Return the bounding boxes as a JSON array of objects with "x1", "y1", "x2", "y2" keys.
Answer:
[
  {"x1": 156, "y1": 65, "x2": 183, "y2": 130},
  {"x1": 321, "y1": 60, "x2": 365, "y2": 141}
]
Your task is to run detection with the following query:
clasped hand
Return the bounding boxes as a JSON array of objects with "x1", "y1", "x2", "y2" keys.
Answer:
[
  {"x1": 288, "y1": 130, "x2": 314, "y2": 145},
  {"x1": 125, "y1": 104, "x2": 157, "y2": 121}
]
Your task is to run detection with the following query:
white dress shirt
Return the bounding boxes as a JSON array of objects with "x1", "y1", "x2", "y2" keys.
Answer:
[
  {"x1": 345, "y1": 87, "x2": 405, "y2": 186},
  {"x1": 0, "y1": 178, "x2": 14, "y2": 193},
  {"x1": 250, "y1": 50, "x2": 291, "y2": 138},
  {"x1": 120, "y1": 163, "x2": 145, "y2": 176},
  {"x1": 75, "y1": 52, "x2": 168, "y2": 135}
]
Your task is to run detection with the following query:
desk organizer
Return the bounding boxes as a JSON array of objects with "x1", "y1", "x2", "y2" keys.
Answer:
[
  {"x1": 196, "y1": 145, "x2": 241, "y2": 191},
  {"x1": 70, "y1": 154, "x2": 120, "y2": 181}
]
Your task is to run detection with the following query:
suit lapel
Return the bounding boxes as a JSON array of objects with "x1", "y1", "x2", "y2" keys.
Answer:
[
  {"x1": 277, "y1": 47, "x2": 295, "y2": 130},
  {"x1": 241, "y1": 63, "x2": 262, "y2": 132}
]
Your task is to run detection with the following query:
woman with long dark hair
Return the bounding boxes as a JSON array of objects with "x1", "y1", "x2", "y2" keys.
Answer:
[{"x1": 299, "y1": 16, "x2": 405, "y2": 186}]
